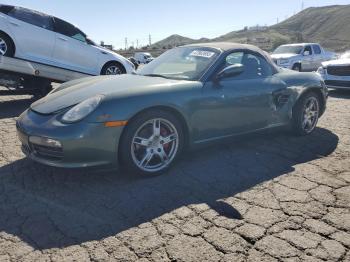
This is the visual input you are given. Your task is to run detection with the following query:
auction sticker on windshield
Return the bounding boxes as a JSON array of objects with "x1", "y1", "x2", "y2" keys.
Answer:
[{"x1": 189, "y1": 50, "x2": 215, "y2": 58}]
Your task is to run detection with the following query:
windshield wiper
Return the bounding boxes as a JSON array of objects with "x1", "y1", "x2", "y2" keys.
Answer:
[{"x1": 142, "y1": 74, "x2": 169, "y2": 79}]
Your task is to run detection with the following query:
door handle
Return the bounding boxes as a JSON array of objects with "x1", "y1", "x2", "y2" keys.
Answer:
[
  {"x1": 58, "y1": 37, "x2": 67, "y2": 41},
  {"x1": 9, "y1": 21, "x2": 19, "y2": 26}
]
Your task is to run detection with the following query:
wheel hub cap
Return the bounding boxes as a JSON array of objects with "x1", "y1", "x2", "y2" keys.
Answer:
[
  {"x1": 0, "y1": 38, "x2": 7, "y2": 55},
  {"x1": 302, "y1": 97, "x2": 319, "y2": 133},
  {"x1": 131, "y1": 118, "x2": 178, "y2": 173}
]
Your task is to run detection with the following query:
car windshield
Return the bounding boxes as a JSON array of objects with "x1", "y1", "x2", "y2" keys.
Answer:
[
  {"x1": 340, "y1": 52, "x2": 350, "y2": 59},
  {"x1": 137, "y1": 47, "x2": 220, "y2": 80},
  {"x1": 273, "y1": 45, "x2": 303, "y2": 55}
]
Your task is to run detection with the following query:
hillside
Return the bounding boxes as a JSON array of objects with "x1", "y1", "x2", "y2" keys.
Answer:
[
  {"x1": 151, "y1": 34, "x2": 196, "y2": 49},
  {"x1": 151, "y1": 5, "x2": 350, "y2": 52},
  {"x1": 272, "y1": 5, "x2": 350, "y2": 51}
]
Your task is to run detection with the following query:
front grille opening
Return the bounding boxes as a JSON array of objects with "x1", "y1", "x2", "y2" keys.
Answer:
[
  {"x1": 327, "y1": 66, "x2": 350, "y2": 76},
  {"x1": 31, "y1": 143, "x2": 63, "y2": 161},
  {"x1": 325, "y1": 80, "x2": 350, "y2": 88}
]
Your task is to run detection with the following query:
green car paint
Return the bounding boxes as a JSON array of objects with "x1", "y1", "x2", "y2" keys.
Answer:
[{"x1": 17, "y1": 43, "x2": 327, "y2": 169}]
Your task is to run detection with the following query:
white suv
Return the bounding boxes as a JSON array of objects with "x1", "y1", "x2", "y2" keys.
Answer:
[{"x1": 0, "y1": 5, "x2": 134, "y2": 75}]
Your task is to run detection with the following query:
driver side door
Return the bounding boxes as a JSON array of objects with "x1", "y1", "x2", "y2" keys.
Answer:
[
  {"x1": 301, "y1": 45, "x2": 314, "y2": 71},
  {"x1": 193, "y1": 51, "x2": 286, "y2": 142}
]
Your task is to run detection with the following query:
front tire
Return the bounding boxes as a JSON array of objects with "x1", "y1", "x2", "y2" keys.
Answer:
[
  {"x1": 292, "y1": 92, "x2": 320, "y2": 136},
  {"x1": 119, "y1": 110, "x2": 184, "y2": 176},
  {"x1": 0, "y1": 33, "x2": 15, "y2": 57},
  {"x1": 101, "y1": 62, "x2": 125, "y2": 75}
]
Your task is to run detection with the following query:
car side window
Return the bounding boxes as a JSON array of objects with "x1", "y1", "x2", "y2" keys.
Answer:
[
  {"x1": 219, "y1": 51, "x2": 273, "y2": 80},
  {"x1": 304, "y1": 46, "x2": 313, "y2": 55},
  {"x1": 53, "y1": 18, "x2": 87, "y2": 43},
  {"x1": 0, "y1": 5, "x2": 14, "y2": 14},
  {"x1": 312, "y1": 45, "x2": 321, "y2": 55},
  {"x1": 226, "y1": 52, "x2": 244, "y2": 65},
  {"x1": 7, "y1": 7, "x2": 53, "y2": 30}
]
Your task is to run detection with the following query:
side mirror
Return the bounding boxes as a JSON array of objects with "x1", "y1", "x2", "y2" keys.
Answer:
[
  {"x1": 216, "y1": 64, "x2": 244, "y2": 80},
  {"x1": 303, "y1": 50, "x2": 310, "y2": 56}
]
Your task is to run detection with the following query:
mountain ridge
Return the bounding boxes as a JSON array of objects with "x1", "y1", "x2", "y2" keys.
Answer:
[{"x1": 151, "y1": 5, "x2": 350, "y2": 52}]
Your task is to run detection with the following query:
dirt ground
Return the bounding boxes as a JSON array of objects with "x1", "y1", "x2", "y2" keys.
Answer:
[{"x1": 0, "y1": 89, "x2": 349, "y2": 261}]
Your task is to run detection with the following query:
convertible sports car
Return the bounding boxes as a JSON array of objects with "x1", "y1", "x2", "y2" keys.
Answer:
[{"x1": 16, "y1": 43, "x2": 328, "y2": 175}]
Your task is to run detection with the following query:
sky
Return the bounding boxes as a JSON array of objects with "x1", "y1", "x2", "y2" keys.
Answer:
[{"x1": 3, "y1": 0, "x2": 350, "y2": 49}]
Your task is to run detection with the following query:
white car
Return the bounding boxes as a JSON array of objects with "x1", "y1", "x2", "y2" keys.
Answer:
[
  {"x1": 134, "y1": 52, "x2": 154, "y2": 64},
  {"x1": 271, "y1": 43, "x2": 336, "y2": 72},
  {"x1": 317, "y1": 51, "x2": 350, "y2": 90},
  {"x1": 0, "y1": 5, "x2": 134, "y2": 76}
]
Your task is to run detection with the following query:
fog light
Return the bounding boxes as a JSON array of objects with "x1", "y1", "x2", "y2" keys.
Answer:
[{"x1": 29, "y1": 136, "x2": 62, "y2": 148}]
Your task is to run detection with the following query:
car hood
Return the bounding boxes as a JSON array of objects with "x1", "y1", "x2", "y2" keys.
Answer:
[
  {"x1": 31, "y1": 75, "x2": 196, "y2": 114},
  {"x1": 322, "y1": 58, "x2": 350, "y2": 67},
  {"x1": 270, "y1": 53, "x2": 300, "y2": 59}
]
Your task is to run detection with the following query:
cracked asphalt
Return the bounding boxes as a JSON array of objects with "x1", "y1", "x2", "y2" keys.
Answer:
[{"x1": 0, "y1": 88, "x2": 349, "y2": 262}]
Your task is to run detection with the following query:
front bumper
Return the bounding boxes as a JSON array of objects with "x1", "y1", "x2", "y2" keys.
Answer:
[
  {"x1": 16, "y1": 109, "x2": 124, "y2": 168},
  {"x1": 321, "y1": 72, "x2": 350, "y2": 89},
  {"x1": 271, "y1": 58, "x2": 293, "y2": 69}
]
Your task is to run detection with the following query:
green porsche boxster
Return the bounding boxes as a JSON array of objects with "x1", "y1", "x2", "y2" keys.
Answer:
[{"x1": 16, "y1": 42, "x2": 327, "y2": 175}]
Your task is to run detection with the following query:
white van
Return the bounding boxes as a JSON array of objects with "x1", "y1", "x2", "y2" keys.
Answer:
[{"x1": 134, "y1": 52, "x2": 154, "y2": 64}]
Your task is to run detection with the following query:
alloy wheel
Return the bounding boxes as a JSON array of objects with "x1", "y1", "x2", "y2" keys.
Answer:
[
  {"x1": 302, "y1": 96, "x2": 319, "y2": 133},
  {"x1": 105, "y1": 65, "x2": 122, "y2": 75},
  {"x1": 0, "y1": 38, "x2": 8, "y2": 56},
  {"x1": 131, "y1": 118, "x2": 179, "y2": 173}
]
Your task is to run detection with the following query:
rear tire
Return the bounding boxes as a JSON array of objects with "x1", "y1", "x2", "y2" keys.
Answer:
[
  {"x1": 119, "y1": 110, "x2": 184, "y2": 176},
  {"x1": 292, "y1": 92, "x2": 320, "y2": 136},
  {"x1": 101, "y1": 62, "x2": 125, "y2": 75},
  {"x1": 0, "y1": 33, "x2": 15, "y2": 57},
  {"x1": 292, "y1": 63, "x2": 301, "y2": 72}
]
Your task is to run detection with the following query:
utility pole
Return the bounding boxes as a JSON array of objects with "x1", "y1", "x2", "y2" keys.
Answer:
[
  {"x1": 301, "y1": 0, "x2": 304, "y2": 11},
  {"x1": 125, "y1": 37, "x2": 128, "y2": 50},
  {"x1": 149, "y1": 34, "x2": 152, "y2": 46},
  {"x1": 276, "y1": 17, "x2": 279, "y2": 24},
  {"x1": 136, "y1": 39, "x2": 139, "y2": 49}
]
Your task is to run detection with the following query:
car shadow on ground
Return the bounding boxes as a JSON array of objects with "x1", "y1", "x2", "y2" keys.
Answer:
[
  {"x1": 0, "y1": 97, "x2": 33, "y2": 119},
  {"x1": 0, "y1": 127, "x2": 338, "y2": 250}
]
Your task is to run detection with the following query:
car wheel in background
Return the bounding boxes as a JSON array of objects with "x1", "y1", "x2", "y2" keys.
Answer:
[
  {"x1": 292, "y1": 63, "x2": 301, "y2": 72},
  {"x1": 0, "y1": 33, "x2": 15, "y2": 57},
  {"x1": 119, "y1": 110, "x2": 184, "y2": 176},
  {"x1": 292, "y1": 92, "x2": 320, "y2": 136},
  {"x1": 101, "y1": 62, "x2": 125, "y2": 75}
]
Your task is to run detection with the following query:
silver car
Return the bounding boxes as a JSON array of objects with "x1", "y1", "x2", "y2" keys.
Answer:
[{"x1": 317, "y1": 51, "x2": 350, "y2": 89}]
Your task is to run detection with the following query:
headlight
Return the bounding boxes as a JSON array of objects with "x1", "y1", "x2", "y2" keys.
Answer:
[
  {"x1": 317, "y1": 67, "x2": 325, "y2": 75},
  {"x1": 61, "y1": 95, "x2": 103, "y2": 123},
  {"x1": 279, "y1": 59, "x2": 290, "y2": 64}
]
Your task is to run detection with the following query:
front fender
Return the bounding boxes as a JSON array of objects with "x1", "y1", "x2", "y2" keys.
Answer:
[
  {"x1": 288, "y1": 76, "x2": 328, "y2": 119},
  {"x1": 278, "y1": 71, "x2": 326, "y2": 119},
  {"x1": 87, "y1": 90, "x2": 197, "y2": 138}
]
